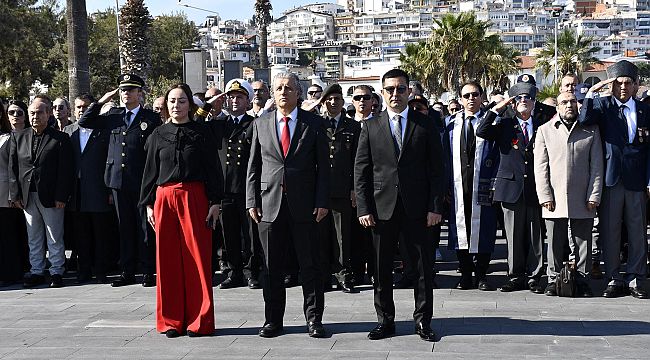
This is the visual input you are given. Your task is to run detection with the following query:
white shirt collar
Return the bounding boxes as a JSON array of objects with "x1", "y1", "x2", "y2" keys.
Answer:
[
  {"x1": 614, "y1": 96, "x2": 636, "y2": 111},
  {"x1": 386, "y1": 107, "x2": 409, "y2": 122},
  {"x1": 125, "y1": 105, "x2": 141, "y2": 118},
  {"x1": 276, "y1": 107, "x2": 299, "y2": 123}
]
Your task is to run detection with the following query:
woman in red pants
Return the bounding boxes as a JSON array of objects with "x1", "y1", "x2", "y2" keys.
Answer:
[{"x1": 140, "y1": 83, "x2": 223, "y2": 338}]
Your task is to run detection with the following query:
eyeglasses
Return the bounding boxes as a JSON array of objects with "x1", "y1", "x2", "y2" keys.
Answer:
[
  {"x1": 383, "y1": 85, "x2": 408, "y2": 94},
  {"x1": 53, "y1": 105, "x2": 67, "y2": 110},
  {"x1": 8, "y1": 109, "x2": 24, "y2": 116},
  {"x1": 307, "y1": 91, "x2": 322, "y2": 96},
  {"x1": 462, "y1": 92, "x2": 480, "y2": 99},
  {"x1": 353, "y1": 94, "x2": 372, "y2": 101},
  {"x1": 515, "y1": 94, "x2": 533, "y2": 102}
]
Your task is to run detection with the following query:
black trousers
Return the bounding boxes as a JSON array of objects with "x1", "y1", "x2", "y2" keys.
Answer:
[
  {"x1": 257, "y1": 196, "x2": 324, "y2": 325},
  {"x1": 318, "y1": 197, "x2": 354, "y2": 285},
  {"x1": 371, "y1": 197, "x2": 433, "y2": 325},
  {"x1": 220, "y1": 193, "x2": 250, "y2": 277},
  {"x1": 71, "y1": 210, "x2": 116, "y2": 278},
  {"x1": 457, "y1": 250, "x2": 491, "y2": 281},
  {"x1": 112, "y1": 187, "x2": 155, "y2": 275},
  {"x1": 0, "y1": 207, "x2": 28, "y2": 282},
  {"x1": 351, "y1": 215, "x2": 374, "y2": 282}
]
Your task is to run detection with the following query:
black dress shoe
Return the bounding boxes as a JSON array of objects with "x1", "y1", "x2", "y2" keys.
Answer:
[
  {"x1": 415, "y1": 322, "x2": 436, "y2": 342},
  {"x1": 529, "y1": 279, "x2": 544, "y2": 294},
  {"x1": 218, "y1": 276, "x2": 244, "y2": 289},
  {"x1": 477, "y1": 279, "x2": 494, "y2": 291},
  {"x1": 544, "y1": 282, "x2": 557, "y2": 296},
  {"x1": 603, "y1": 284, "x2": 627, "y2": 298},
  {"x1": 96, "y1": 275, "x2": 109, "y2": 284},
  {"x1": 629, "y1": 286, "x2": 649, "y2": 299},
  {"x1": 49, "y1": 274, "x2": 64, "y2": 288},
  {"x1": 165, "y1": 329, "x2": 181, "y2": 338},
  {"x1": 339, "y1": 281, "x2": 358, "y2": 293},
  {"x1": 247, "y1": 277, "x2": 261, "y2": 289},
  {"x1": 259, "y1": 323, "x2": 283, "y2": 338},
  {"x1": 307, "y1": 321, "x2": 327, "y2": 338},
  {"x1": 455, "y1": 277, "x2": 473, "y2": 290},
  {"x1": 187, "y1": 330, "x2": 212, "y2": 337},
  {"x1": 284, "y1": 275, "x2": 299, "y2": 288},
  {"x1": 142, "y1": 274, "x2": 156, "y2": 287},
  {"x1": 393, "y1": 278, "x2": 414, "y2": 289},
  {"x1": 499, "y1": 280, "x2": 525, "y2": 292},
  {"x1": 367, "y1": 322, "x2": 395, "y2": 340},
  {"x1": 111, "y1": 274, "x2": 136, "y2": 287},
  {"x1": 23, "y1": 274, "x2": 45, "y2": 288}
]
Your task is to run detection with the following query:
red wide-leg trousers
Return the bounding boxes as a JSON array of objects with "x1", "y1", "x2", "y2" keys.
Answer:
[{"x1": 154, "y1": 182, "x2": 214, "y2": 334}]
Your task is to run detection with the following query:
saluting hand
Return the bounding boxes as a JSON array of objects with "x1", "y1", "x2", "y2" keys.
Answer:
[
  {"x1": 206, "y1": 92, "x2": 226, "y2": 105},
  {"x1": 492, "y1": 96, "x2": 516, "y2": 114},
  {"x1": 588, "y1": 78, "x2": 616, "y2": 94},
  {"x1": 98, "y1": 88, "x2": 119, "y2": 105}
]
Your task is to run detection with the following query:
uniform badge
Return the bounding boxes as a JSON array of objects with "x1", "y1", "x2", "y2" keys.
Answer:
[
  {"x1": 124, "y1": 74, "x2": 130, "y2": 81},
  {"x1": 140, "y1": 122, "x2": 148, "y2": 131},
  {"x1": 512, "y1": 138, "x2": 519, "y2": 150},
  {"x1": 485, "y1": 159, "x2": 493, "y2": 168},
  {"x1": 521, "y1": 75, "x2": 530, "y2": 83}
]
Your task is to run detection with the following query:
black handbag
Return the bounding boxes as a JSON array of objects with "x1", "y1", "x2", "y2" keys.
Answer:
[{"x1": 556, "y1": 261, "x2": 577, "y2": 297}]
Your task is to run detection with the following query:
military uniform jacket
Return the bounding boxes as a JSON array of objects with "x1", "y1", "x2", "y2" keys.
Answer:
[
  {"x1": 219, "y1": 114, "x2": 255, "y2": 195},
  {"x1": 326, "y1": 114, "x2": 360, "y2": 198},
  {"x1": 78, "y1": 103, "x2": 161, "y2": 191}
]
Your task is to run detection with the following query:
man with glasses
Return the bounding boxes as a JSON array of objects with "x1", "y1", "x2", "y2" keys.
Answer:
[
  {"x1": 352, "y1": 85, "x2": 374, "y2": 121},
  {"x1": 247, "y1": 81, "x2": 272, "y2": 118},
  {"x1": 476, "y1": 81, "x2": 547, "y2": 294},
  {"x1": 579, "y1": 60, "x2": 650, "y2": 299},
  {"x1": 355, "y1": 68, "x2": 444, "y2": 342},
  {"x1": 307, "y1": 84, "x2": 323, "y2": 100}
]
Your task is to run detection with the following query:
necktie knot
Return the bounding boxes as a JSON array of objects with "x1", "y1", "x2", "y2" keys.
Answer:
[
  {"x1": 329, "y1": 117, "x2": 336, "y2": 129},
  {"x1": 125, "y1": 111, "x2": 133, "y2": 127}
]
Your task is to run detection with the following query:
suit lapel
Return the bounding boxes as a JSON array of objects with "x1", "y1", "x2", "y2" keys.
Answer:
[
  {"x1": 269, "y1": 110, "x2": 283, "y2": 159},
  {"x1": 287, "y1": 114, "x2": 307, "y2": 160},
  {"x1": 378, "y1": 111, "x2": 396, "y2": 159},
  {"x1": 400, "y1": 111, "x2": 416, "y2": 161},
  {"x1": 34, "y1": 128, "x2": 52, "y2": 163}
]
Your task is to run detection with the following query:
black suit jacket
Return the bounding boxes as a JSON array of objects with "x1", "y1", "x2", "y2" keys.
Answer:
[
  {"x1": 354, "y1": 109, "x2": 445, "y2": 220},
  {"x1": 246, "y1": 108, "x2": 330, "y2": 222},
  {"x1": 327, "y1": 114, "x2": 361, "y2": 198},
  {"x1": 63, "y1": 123, "x2": 112, "y2": 212},
  {"x1": 219, "y1": 114, "x2": 255, "y2": 195},
  {"x1": 475, "y1": 110, "x2": 545, "y2": 205},
  {"x1": 8, "y1": 127, "x2": 74, "y2": 207},
  {"x1": 78, "y1": 103, "x2": 161, "y2": 191}
]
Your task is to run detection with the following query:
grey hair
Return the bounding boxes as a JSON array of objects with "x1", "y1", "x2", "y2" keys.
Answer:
[{"x1": 272, "y1": 72, "x2": 302, "y2": 98}]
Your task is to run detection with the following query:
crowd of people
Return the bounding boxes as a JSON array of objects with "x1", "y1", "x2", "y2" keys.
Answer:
[{"x1": 1, "y1": 59, "x2": 649, "y2": 341}]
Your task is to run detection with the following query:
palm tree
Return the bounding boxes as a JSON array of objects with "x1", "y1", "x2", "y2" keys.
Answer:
[
  {"x1": 66, "y1": 0, "x2": 90, "y2": 104},
  {"x1": 119, "y1": 0, "x2": 152, "y2": 81},
  {"x1": 478, "y1": 36, "x2": 521, "y2": 94},
  {"x1": 536, "y1": 28, "x2": 602, "y2": 80},
  {"x1": 254, "y1": 0, "x2": 273, "y2": 69}
]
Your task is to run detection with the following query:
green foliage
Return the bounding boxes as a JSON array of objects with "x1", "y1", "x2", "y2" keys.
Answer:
[
  {"x1": 537, "y1": 82, "x2": 560, "y2": 101},
  {"x1": 255, "y1": 0, "x2": 273, "y2": 69},
  {"x1": 146, "y1": 75, "x2": 180, "y2": 106},
  {"x1": 119, "y1": 0, "x2": 152, "y2": 80},
  {"x1": 150, "y1": 13, "x2": 199, "y2": 81},
  {"x1": 535, "y1": 28, "x2": 602, "y2": 79},
  {"x1": 87, "y1": 9, "x2": 121, "y2": 97}
]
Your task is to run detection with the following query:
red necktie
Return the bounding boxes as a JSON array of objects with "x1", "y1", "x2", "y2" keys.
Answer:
[{"x1": 281, "y1": 116, "x2": 291, "y2": 157}]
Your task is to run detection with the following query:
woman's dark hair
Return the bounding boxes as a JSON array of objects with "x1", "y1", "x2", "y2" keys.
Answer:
[
  {"x1": 160, "y1": 83, "x2": 198, "y2": 122},
  {"x1": 7, "y1": 99, "x2": 30, "y2": 128},
  {"x1": 0, "y1": 101, "x2": 9, "y2": 133}
]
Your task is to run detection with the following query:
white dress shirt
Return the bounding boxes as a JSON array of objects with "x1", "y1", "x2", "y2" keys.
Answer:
[
  {"x1": 517, "y1": 116, "x2": 533, "y2": 142},
  {"x1": 124, "y1": 105, "x2": 140, "y2": 128},
  {"x1": 276, "y1": 107, "x2": 299, "y2": 143},
  {"x1": 613, "y1": 96, "x2": 637, "y2": 143},
  {"x1": 386, "y1": 107, "x2": 409, "y2": 141},
  {"x1": 79, "y1": 126, "x2": 92, "y2": 153}
]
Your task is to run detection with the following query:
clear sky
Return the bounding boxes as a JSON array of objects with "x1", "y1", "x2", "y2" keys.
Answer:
[{"x1": 84, "y1": 0, "x2": 326, "y2": 24}]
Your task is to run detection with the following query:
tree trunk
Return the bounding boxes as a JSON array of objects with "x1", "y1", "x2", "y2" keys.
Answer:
[
  {"x1": 259, "y1": 24, "x2": 269, "y2": 69},
  {"x1": 66, "y1": 0, "x2": 90, "y2": 111}
]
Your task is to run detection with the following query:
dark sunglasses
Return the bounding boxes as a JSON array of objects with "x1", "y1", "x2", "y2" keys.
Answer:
[
  {"x1": 353, "y1": 94, "x2": 372, "y2": 101},
  {"x1": 8, "y1": 109, "x2": 24, "y2": 116},
  {"x1": 307, "y1": 91, "x2": 322, "y2": 95},
  {"x1": 516, "y1": 94, "x2": 533, "y2": 102},
  {"x1": 462, "y1": 92, "x2": 480, "y2": 99},
  {"x1": 383, "y1": 85, "x2": 408, "y2": 94}
]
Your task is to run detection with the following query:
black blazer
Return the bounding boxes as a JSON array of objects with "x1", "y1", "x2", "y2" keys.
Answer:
[
  {"x1": 219, "y1": 114, "x2": 255, "y2": 195},
  {"x1": 63, "y1": 123, "x2": 112, "y2": 212},
  {"x1": 246, "y1": 109, "x2": 330, "y2": 223},
  {"x1": 78, "y1": 103, "x2": 161, "y2": 191},
  {"x1": 354, "y1": 109, "x2": 445, "y2": 220},
  {"x1": 9, "y1": 127, "x2": 74, "y2": 207},
  {"x1": 327, "y1": 114, "x2": 361, "y2": 198},
  {"x1": 579, "y1": 96, "x2": 650, "y2": 191},
  {"x1": 475, "y1": 110, "x2": 546, "y2": 205}
]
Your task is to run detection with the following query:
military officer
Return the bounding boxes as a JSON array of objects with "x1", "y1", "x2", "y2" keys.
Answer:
[{"x1": 78, "y1": 73, "x2": 162, "y2": 287}]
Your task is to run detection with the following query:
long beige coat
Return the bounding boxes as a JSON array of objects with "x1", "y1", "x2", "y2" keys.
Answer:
[{"x1": 534, "y1": 119, "x2": 603, "y2": 219}]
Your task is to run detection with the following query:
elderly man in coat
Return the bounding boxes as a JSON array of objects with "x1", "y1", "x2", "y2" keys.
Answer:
[{"x1": 534, "y1": 91, "x2": 603, "y2": 297}]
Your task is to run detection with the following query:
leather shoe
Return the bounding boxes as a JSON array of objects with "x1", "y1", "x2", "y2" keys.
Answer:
[
  {"x1": 165, "y1": 329, "x2": 181, "y2": 338},
  {"x1": 258, "y1": 323, "x2": 283, "y2": 338},
  {"x1": 529, "y1": 279, "x2": 544, "y2": 294},
  {"x1": 415, "y1": 322, "x2": 436, "y2": 342},
  {"x1": 247, "y1": 277, "x2": 261, "y2": 289},
  {"x1": 111, "y1": 274, "x2": 136, "y2": 287},
  {"x1": 629, "y1": 286, "x2": 649, "y2": 299},
  {"x1": 603, "y1": 284, "x2": 627, "y2": 298},
  {"x1": 307, "y1": 321, "x2": 327, "y2": 338},
  {"x1": 187, "y1": 330, "x2": 212, "y2": 337},
  {"x1": 218, "y1": 276, "x2": 245, "y2": 289},
  {"x1": 49, "y1": 274, "x2": 64, "y2": 288},
  {"x1": 367, "y1": 322, "x2": 395, "y2": 340},
  {"x1": 499, "y1": 280, "x2": 525, "y2": 292},
  {"x1": 544, "y1": 282, "x2": 557, "y2": 296},
  {"x1": 142, "y1": 274, "x2": 155, "y2": 287},
  {"x1": 23, "y1": 274, "x2": 45, "y2": 288},
  {"x1": 339, "y1": 281, "x2": 358, "y2": 293},
  {"x1": 477, "y1": 279, "x2": 494, "y2": 291},
  {"x1": 284, "y1": 275, "x2": 299, "y2": 288},
  {"x1": 455, "y1": 276, "x2": 473, "y2": 290}
]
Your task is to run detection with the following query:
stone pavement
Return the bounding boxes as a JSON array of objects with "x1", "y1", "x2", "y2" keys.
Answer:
[{"x1": 1, "y1": 232, "x2": 650, "y2": 359}]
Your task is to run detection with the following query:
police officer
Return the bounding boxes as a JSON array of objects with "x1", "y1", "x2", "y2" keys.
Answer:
[
  {"x1": 78, "y1": 74, "x2": 162, "y2": 287},
  {"x1": 318, "y1": 84, "x2": 361, "y2": 293},
  {"x1": 216, "y1": 79, "x2": 261, "y2": 289}
]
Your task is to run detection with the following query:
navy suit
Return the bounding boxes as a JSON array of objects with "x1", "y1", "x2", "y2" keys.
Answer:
[
  {"x1": 578, "y1": 95, "x2": 650, "y2": 284},
  {"x1": 78, "y1": 103, "x2": 161, "y2": 276}
]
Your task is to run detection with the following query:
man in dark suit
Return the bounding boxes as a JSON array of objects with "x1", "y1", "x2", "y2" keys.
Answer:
[
  {"x1": 476, "y1": 82, "x2": 549, "y2": 294},
  {"x1": 246, "y1": 71, "x2": 330, "y2": 338},
  {"x1": 78, "y1": 74, "x2": 161, "y2": 287},
  {"x1": 578, "y1": 60, "x2": 649, "y2": 299},
  {"x1": 317, "y1": 83, "x2": 361, "y2": 293},
  {"x1": 64, "y1": 94, "x2": 115, "y2": 284},
  {"x1": 216, "y1": 79, "x2": 261, "y2": 290},
  {"x1": 355, "y1": 69, "x2": 444, "y2": 342},
  {"x1": 9, "y1": 95, "x2": 74, "y2": 288}
]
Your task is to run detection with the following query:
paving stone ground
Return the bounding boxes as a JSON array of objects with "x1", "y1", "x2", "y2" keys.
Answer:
[{"x1": 1, "y1": 229, "x2": 649, "y2": 359}]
